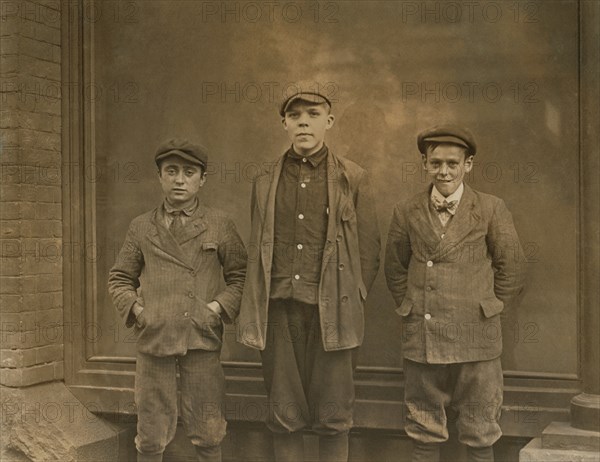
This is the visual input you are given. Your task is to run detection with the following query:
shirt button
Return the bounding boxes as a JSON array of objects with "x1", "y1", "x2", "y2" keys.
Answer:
[
  {"x1": 300, "y1": 183, "x2": 306, "y2": 188},
  {"x1": 302, "y1": 158, "x2": 307, "y2": 163},
  {"x1": 294, "y1": 274, "x2": 300, "y2": 280},
  {"x1": 336, "y1": 235, "x2": 343, "y2": 242},
  {"x1": 441, "y1": 234, "x2": 445, "y2": 239},
  {"x1": 184, "y1": 312, "x2": 189, "y2": 317},
  {"x1": 426, "y1": 286, "x2": 432, "y2": 292},
  {"x1": 424, "y1": 313, "x2": 432, "y2": 320},
  {"x1": 427, "y1": 261, "x2": 433, "y2": 267},
  {"x1": 338, "y1": 264, "x2": 344, "y2": 270},
  {"x1": 297, "y1": 244, "x2": 303, "y2": 250},
  {"x1": 298, "y1": 213, "x2": 304, "y2": 220},
  {"x1": 188, "y1": 292, "x2": 194, "y2": 298}
]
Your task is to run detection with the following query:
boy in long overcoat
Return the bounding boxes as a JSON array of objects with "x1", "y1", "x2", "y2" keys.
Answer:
[{"x1": 237, "y1": 91, "x2": 381, "y2": 462}]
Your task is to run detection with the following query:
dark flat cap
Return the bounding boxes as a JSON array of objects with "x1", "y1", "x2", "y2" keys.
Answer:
[
  {"x1": 154, "y1": 138, "x2": 208, "y2": 168},
  {"x1": 417, "y1": 125, "x2": 477, "y2": 156},
  {"x1": 280, "y1": 91, "x2": 332, "y2": 117}
]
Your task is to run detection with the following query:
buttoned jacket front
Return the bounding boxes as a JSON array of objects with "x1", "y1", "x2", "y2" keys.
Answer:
[
  {"x1": 237, "y1": 150, "x2": 381, "y2": 351},
  {"x1": 384, "y1": 185, "x2": 526, "y2": 364},
  {"x1": 108, "y1": 203, "x2": 247, "y2": 357}
]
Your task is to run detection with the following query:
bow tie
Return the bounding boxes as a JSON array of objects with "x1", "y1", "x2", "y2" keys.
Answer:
[{"x1": 432, "y1": 196, "x2": 458, "y2": 215}]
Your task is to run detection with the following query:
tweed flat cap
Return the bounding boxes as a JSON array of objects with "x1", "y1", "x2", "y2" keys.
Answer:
[
  {"x1": 280, "y1": 91, "x2": 332, "y2": 117},
  {"x1": 417, "y1": 125, "x2": 477, "y2": 156},
  {"x1": 154, "y1": 138, "x2": 208, "y2": 168}
]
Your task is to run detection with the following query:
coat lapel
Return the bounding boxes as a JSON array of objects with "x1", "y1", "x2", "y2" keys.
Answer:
[
  {"x1": 146, "y1": 206, "x2": 200, "y2": 270},
  {"x1": 408, "y1": 189, "x2": 442, "y2": 252},
  {"x1": 322, "y1": 151, "x2": 342, "y2": 271},
  {"x1": 260, "y1": 156, "x2": 284, "y2": 272},
  {"x1": 176, "y1": 205, "x2": 207, "y2": 245},
  {"x1": 438, "y1": 185, "x2": 481, "y2": 256}
]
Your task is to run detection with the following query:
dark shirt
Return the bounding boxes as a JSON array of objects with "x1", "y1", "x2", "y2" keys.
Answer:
[{"x1": 270, "y1": 145, "x2": 329, "y2": 304}]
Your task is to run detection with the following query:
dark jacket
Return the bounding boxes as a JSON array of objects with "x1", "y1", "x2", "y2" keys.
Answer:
[{"x1": 237, "y1": 150, "x2": 381, "y2": 351}]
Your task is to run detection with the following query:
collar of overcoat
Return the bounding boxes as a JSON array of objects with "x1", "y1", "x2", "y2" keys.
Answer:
[
  {"x1": 146, "y1": 201, "x2": 208, "y2": 269},
  {"x1": 409, "y1": 184, "x2": 481, "y2": 258}
]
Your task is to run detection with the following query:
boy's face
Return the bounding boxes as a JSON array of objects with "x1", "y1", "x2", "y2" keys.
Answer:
[
  {"x1": 282, "y1": 101, "x2": 335, "y2": 156},
  {"x1": 422, "y1": 144, "x2": 473, "y2": 197},
  {"x1": 158, "y1": 155, "x2": 206, "y2": 207}
]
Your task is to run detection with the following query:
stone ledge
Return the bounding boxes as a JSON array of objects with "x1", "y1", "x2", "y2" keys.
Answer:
[
  {"x1": 543, "y1": 421, "x2": 600, "y2": 452},
  {"x1": 520, "y1": 437, "x2": 600, "y2": 462},
  {"x1": 0, "y1": 381, "x2": 122, "y2": 461}
]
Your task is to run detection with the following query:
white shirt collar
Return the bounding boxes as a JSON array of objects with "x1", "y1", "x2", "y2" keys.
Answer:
[{"x1": 431, "y1": 182, "x2": 464, "y2": 204}]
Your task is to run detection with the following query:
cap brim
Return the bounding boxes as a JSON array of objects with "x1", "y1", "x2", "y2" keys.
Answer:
[
  {"x1": 155, "y1": 150, "x2": 205, "y2": 167},
  {"x1": 280, "y1": 93, "x2": 331, "y2": 116},
  {"x1": 421, "y1": 135, "x2": 470, "y2": 151}
]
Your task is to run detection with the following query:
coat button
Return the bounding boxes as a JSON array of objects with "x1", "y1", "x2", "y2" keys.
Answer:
[
  {"x1": 188, "y1": 292, "x2": 194, "y2": 298},
  {"x1": 336, "y1": 235, "x2": 342, "y2": 242},
  {"x1": 341, "y1": 295, "x2": 349, "y2": 302},
  {"x1": 302, "y1": 158, "x2": 308, "y2": 163},
  {"x1": 426, "y1": 286, "x2": 432, "y2": 292},
  {"x1": 184, "y1": 312, "x2": 189, "y2": 317},
  {"x1": 338, "y1": 264, "x2": 344, "y2": 270},
  {"x1": 294, "y1": 274, "x2": 300, "y2": 280},
  {"x1": 298, "y1": 213, "x2": 304, "y2": 220},
  {"x1": 427, "y1": 261, "x2": 433, "y2": 267},
  {"x1": 424, "y1": 313, "x2": 432, "y2": 320},
  {"x1": 297, "y1": 244, "x2": 303, "y2": 250},
  {"x1": 300, "y1": 183, "x2": 306, "y2": 188}
]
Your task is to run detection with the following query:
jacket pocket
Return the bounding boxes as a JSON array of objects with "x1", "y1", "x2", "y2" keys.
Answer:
[
  {"x1": 396, "y1": 298, "x2": 414, "y2": 317},
  {"x1": 202, "y1": 242, "x2": 218, "y2": 251},
  {"x1": 341, "y1": 202, "x2": 356, "y2": 221},
  {"x1": 480, "y1": 297, "x2": 504, "y2": 318}
]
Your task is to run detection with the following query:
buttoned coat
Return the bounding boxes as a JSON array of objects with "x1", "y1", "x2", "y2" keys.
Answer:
[
  {"x1": 237, "y1": 150, "x2": 381, "y2": 351},
  {"x1": 384, "y1": 185, "x2": 525, "y2": 364},
  {"x1": 108, "y1": 203, "x2": 247, "y2": 356}
]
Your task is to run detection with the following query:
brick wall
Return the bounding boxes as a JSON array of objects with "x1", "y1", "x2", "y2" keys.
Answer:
[{"x1": 1, "y1": 0, "x2": 63, "y2": 387}]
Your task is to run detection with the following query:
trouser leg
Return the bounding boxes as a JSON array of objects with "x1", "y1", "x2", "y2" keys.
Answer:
[
  {"x1": 135, "y1": 352, "x2": 178, "y2": 461},
  {"x1": 178, "y1": 349, "x2": 227, "y2": 460},
  {"x1": 452, "y1": 358, "x2": 503, "y2": 449}
]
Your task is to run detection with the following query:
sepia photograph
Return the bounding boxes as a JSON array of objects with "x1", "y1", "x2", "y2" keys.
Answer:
[{"x1": 1, "y1": 0, "x2": 598, "y2": 461}]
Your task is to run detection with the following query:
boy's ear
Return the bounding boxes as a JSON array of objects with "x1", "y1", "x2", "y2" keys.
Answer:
[
  {"x1": 464, "y1": 154, "x2": 474, "y2": 172},
  {"x1": 326, "y1": 114, "x2": 335, "y2": 129},
  {"x1": 421, "y1": 154, "x2": 427, "y2": 169},
  {"x1": 282, "y1": 117, "x2": 288, "y2": 129}
]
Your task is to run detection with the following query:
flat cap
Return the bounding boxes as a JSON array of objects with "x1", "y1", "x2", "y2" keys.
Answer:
[
  {"x1": 280, "y1": 91, "x2": 332, "y2": 117},
  {"x1": 154, "y1": 138, "x2": 208, "y2": 168},
  {"x1": 417, "y1": 125, "x2": 477, "y2": 156}
]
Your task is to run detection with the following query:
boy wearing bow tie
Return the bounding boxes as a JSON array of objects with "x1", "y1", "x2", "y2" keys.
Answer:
[
  {"x1": 108, "y1": 139, "x2": 247, "y2": 462},
  {"x1": 384, "y1": 126, "x2": 525, "y2": 462}
]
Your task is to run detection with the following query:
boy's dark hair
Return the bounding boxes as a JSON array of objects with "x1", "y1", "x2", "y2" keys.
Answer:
[{"x1": 423, "y1": 141, "x2": 470, "y2": 159}]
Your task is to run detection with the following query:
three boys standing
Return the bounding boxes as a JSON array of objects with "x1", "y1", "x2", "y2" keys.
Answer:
[{"x1": 110, "y1": 91, "x2": 524, "y2": 462}]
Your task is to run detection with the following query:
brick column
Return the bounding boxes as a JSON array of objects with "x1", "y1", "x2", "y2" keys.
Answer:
[{"x1": 1, "y1": 0, "x2": 64, "y2": 387}]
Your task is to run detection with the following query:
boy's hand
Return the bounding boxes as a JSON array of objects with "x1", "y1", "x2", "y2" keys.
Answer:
[
  {"x1": 207, "y1": 301, "x2": 223, "y2": 318},
  {"x1": 132, "y1": 302, "x2": 144, "y2": 318}
]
